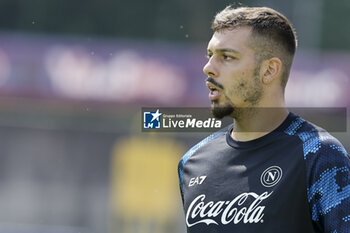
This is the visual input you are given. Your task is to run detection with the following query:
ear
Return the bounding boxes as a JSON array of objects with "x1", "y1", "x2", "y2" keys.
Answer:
[{"x1": 260, "y1": 57, "x2": 282, "y2": 85}]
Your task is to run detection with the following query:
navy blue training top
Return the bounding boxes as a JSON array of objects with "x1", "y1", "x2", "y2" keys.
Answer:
[{"x1": 178, "y1": 112, "x2": 350, "y2": 233}]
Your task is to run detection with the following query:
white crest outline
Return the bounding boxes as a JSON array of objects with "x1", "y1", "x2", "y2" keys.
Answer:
[{"x1": 260, "y1": 166, "x2": 283, "y2": 187}]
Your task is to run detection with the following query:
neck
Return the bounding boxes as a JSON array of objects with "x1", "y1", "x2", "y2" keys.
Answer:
[{"x1": 231, "y1": 107, "x2": 289, "y2": 142}]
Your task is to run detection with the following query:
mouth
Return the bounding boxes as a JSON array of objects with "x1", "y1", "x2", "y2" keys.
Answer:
[{"x1": 206, "y1": 81, "x2": 222, "y2": 101}]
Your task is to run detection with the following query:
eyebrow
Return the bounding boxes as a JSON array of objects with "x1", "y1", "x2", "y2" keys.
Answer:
[{"x1": 207, "y1": 48, "x2": 241, "y2": 54}]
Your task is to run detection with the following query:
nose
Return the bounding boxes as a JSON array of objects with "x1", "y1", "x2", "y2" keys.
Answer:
[{"x1": 203, "y1": 57, "x2": 219, "y2": 78}]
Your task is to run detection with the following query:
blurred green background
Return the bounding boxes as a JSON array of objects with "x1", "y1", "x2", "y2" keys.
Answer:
[
  {"x1": 0, "y1": 0, "x2": 349, "y2": 233},
  {"x1": 0, "y1": 0, "x2": 349, "y2": 50}
]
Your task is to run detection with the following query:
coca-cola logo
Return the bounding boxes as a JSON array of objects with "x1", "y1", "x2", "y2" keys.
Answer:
[{"x1": 186, "y1": 192, "x2": 272, "y2": 227}]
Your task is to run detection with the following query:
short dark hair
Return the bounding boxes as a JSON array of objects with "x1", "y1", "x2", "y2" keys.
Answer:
[{"x1": 212, "y1": 6, "x2": 297, "y2": 88}]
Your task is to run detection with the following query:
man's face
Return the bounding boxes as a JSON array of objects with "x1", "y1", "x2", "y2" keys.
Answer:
[{"x1": 203, "y1": 27, "x2": 263, "y2": 119}]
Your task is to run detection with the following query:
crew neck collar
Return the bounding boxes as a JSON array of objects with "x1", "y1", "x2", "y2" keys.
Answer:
[{"x1": 226, "y1": 112, "x2": 297, "y2": 149}]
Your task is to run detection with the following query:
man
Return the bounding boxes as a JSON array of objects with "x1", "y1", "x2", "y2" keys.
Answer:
[{"x1": 178, "y1": 6, "x2": 350, "y2": 233}]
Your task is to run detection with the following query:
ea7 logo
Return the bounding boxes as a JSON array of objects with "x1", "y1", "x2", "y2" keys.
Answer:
[
  {"x1": 260, "y1": 166, "x2": 283, "y2": 188},
  {"x1": 189, "y1": 176, "x2": 207, "y2": 187}
]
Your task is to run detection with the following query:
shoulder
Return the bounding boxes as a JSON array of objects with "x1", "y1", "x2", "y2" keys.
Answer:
[
  {"x1": 285, "y1": 115, "x2": 350, "y2": 227},
  {"x1": 177, "y1": 125, "x2": 229, "y2": 201},
  {"x1": 178, "y1": 125, "x2": 229, "y2": 170},
  {"x1": 284, "y1": 115, "x2": 348, "y2": 160}
]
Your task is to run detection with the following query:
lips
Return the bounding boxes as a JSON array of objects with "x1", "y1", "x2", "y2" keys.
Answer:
[{"x1": 206, "y1": 81, "x2": 222, "y2": 101}]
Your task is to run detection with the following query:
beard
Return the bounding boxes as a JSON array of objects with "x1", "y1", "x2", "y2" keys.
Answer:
[
  {"x1": 209, "y1": 65, "x2": 263, "y2": 120},
  {"x1": 210, "y1": 101, "x2": 235, "y2": 119}
]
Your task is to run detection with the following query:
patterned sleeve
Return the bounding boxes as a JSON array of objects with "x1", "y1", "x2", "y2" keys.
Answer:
[{"x1": 304, "y1": 132, "x2": 350, "y2": 233}]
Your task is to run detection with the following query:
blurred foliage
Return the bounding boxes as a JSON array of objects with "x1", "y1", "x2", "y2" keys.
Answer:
[{"x1": 0, "y1": 0, "x2": 348, "y2": 50}]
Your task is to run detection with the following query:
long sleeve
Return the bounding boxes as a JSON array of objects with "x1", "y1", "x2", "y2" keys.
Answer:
[{"x1": 304, "y1": 132, "x2": 350, "y2": 233}]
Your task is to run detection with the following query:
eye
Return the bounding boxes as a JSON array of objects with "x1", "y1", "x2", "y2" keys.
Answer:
[
  {"x1": 206, "y1": 53, "x2": 213, "y2": 59},
  {"x1": 222, "y1": 54, "x2": 234, "y2": 61}
]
